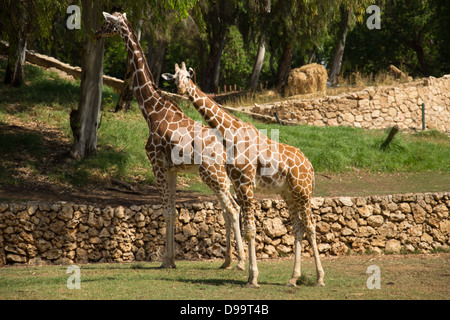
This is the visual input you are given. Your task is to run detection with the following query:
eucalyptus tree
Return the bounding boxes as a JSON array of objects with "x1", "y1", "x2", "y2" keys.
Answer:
[
  {"x1": 70, "y1": 0, "x2": 195, "y2": 159},
  {"x1": 196, "y1": 0, "x2": 239, "y2": 93},
  {"x1": 1, "y1": 0, "x2": 65, "y2": 87},
  {"x1": 265, "y1": 0, "x2": 336, "y2": 91},
  {"x1": 343, "y1": 0, "x2": 449, "y2": 77},
  {"x1": 242, "y1": 0, "x2": 272, "y2": 91},
  {"x1": 327, "y1": 0, "x2": 373, "y2": 86}
]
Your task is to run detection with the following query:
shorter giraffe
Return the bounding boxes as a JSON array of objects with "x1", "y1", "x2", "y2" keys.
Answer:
[
  {"x1": 95, "y1": 13, "x2": 245, "y2": 271},
  {"x1": 163, "y1": 62, "x2": 324, "y2": 288}
]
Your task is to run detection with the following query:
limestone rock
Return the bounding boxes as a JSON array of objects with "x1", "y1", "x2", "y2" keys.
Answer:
[
  {"x1": 385, "y1": 239, "x2": 401, "y2": 253},
  {"x1": 263, "y1": 218, "x2": 287, "y2": 238},
  {"x1": 0, "y1": 191, "x2": 448, "y2": 265},
  {"x1": 367, "y1": 215, "x2": 384, "y2": 227}
]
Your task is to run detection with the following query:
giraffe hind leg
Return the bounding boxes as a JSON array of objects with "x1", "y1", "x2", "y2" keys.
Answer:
[
  {"x1": 281, "y1": 191, "x2": 305, "y2": 287},
  {"x1": 291, "y1": 190, "x2": 325, "y2": 287}
]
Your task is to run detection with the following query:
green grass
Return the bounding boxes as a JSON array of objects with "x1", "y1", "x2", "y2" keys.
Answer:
[
  {"x1": 0, "y1": 254, "x2": 448, "y2": 300},
  {"x1": 0, "y1": 61, "x2": 449, "y2": 192},
  {"x1": 244, "y1": 121, "x2": 450, "y2": 174}
]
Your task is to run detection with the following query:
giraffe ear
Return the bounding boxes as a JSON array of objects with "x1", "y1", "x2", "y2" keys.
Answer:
[
  {"x1": 161, "y1": 73, "x2": 175, "y2": 81},
  {"x1": 103, "y1": 12, "x2": 119, "y2": 23},
  {"x1": 123, "y1": 13, "x2": 127, "y2": 20},
  {"x1": 188, "y1": 67, "x2": 194, "y2": 79}
]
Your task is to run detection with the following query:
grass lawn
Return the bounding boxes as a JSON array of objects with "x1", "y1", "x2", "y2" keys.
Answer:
[{"x1": 0, "y1": 254, "x2": 449, "y2": 300}]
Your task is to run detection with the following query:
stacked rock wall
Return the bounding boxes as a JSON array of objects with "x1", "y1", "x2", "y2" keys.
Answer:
[
  {"x1": 0, "y1": 192, "x2": 448, "y2": 266},
  {"x1": 252, "y1": 75, "x2": 450, "y2": 132}
]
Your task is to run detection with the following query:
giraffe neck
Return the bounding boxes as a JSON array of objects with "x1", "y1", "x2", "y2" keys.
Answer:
[
  {"x1": 119, "y1": 23, "x2": 184, "y2": 126},
  {"x1": 186, "y1": 81, "x2": 241, "y2": 136}
]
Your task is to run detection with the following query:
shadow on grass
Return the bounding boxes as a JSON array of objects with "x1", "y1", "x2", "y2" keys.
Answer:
[
  {"x1": 0, "y1": 121, "x2": 131, "y2": 189},
  {"x1": 0, "y1": 61, "x2": 117, "y2": 113}
]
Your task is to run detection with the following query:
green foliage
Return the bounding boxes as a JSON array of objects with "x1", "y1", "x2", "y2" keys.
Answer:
[
  {"x1": 343, "y1": 0, "x2": 450, "y2": 77},
  {"x1": 249, "y1": 123, "x2": 450, "y2": 174},
  {"x1": 220, "y1": 26, "x2": 253, "y2": 89},
  {"x1": 103, "y1": 36, "x2": 129, "y2": 79},
  {"x1": 11, "y1": 0, "x2": 447, "y2": 92}
]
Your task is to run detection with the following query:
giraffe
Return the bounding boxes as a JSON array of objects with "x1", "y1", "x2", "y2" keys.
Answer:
[
  {"x1": 95, "y1": 12, "x2": 245, "y2": 271},
  {"x1": 163, "y1": 62, "x2": 325, "y2": 288}
]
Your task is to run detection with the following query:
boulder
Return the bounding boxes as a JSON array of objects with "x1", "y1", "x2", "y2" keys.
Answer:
[
  {"x1": 385, "y1": 239, "x2": 401, "y2": 253},
  {"x1": 263, "y1": 217, "x2": 287, "y2": 238}
]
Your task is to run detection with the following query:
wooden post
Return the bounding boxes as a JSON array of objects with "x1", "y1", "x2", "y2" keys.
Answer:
[
  {"x1": 380, "y1": 125, "x2": 399, "y2": 151},
  {"x1": 273, "y1": 112, "x2": 283, "y2": 125},
  {"x1": 422, "y1": 103, "x2": 426, "y2": 131}
]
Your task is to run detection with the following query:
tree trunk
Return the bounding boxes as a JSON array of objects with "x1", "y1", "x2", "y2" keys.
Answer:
[
  {"x1": 201, "y1": 27, "x2": 227, "y2": 93},
  {"x1": 249, "y1": 35, "x2": 266, "y2": 91},
  {"x1": 269, "y1": 46, "x2": 277, "y2": 80},
  {"x1": 147, "y1": 36, "x2": 168, "y2": 87},
  {"x1": 277, "y1": 41, "x2": 293, "y2": 92},
  {"x1": 115, "y1": 52, "x2": 134, "y2": 112},
  {"x1": 11, "y1": 36, "x2": 27, "y2": 87},
  {"x1": 71, "y1": 0, "x2": 104, "y2": 159},
  {"x1": 115, "y1": 20, "x2": 142, "y2": 112},
  {"x1": 308, "y1": 45, "x2": 317, "y2": 64},
  {"x1": 328, "y1": 7, "x2": 351, "y2": 86},
  {"x1": 4, "y1": 7, "x2": 28, "y2": 87},
  {"x1": 410, "y1": 36, "x2": 430, "y2": 76}
]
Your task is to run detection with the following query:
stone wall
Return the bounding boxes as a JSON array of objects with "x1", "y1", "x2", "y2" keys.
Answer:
[
  {"x1": 252, "y1": 75, "x2": 450, "y2": 132},
  {"x1": 0, "y1": 192, "x2": 449, "y2": 266}
]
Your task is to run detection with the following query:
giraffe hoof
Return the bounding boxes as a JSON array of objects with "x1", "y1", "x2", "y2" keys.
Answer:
[
  {"x1": 286, "y1": 280, "x2": 297, "y2": 287},
  {"x1": 235, "y1": 263, "x2": 245, "y2": 271},
  {"x1": 315, "y1": 281, "x2": 325, "y2": 287},
  {"x1": 219, "y1": 264, "x2": 232, "y2": 270},
  {"x1": 159, "y1": 262, "x2": 176, "y2": 269},
  {"x1": 245, "y1": 282, "x2": 260, "y2": 289}
]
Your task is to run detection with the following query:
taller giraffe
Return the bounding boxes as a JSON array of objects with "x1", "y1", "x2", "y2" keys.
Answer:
[
  {"x1": 95, "y1": 13, "x2": 245, "y2": 270},
  {"x1": 163, "y1": 62, "x2": 325, "y2": 288}
]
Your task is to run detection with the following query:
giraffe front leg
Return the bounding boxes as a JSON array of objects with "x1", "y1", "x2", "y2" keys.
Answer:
[
  {"x1": 199, "y1": 166, "x2": 245, "y2": 271},
  {"x1": 156, "y1": 170, "x2": 177, "y2": 269},
  {"x1": 221, "y1": 193, "x2": 245, "y2": 271},
  {"x1": 160, "y1": 213, "x2": 176, "y2": 269},
  {"x1": 230, "y1": 195, "x2": 246, "y2": 271},
  {"x1": 220, "y1": 210, "x2": 233, "y2": 270},
  {"x1": 245, "y1": 232, "x2": 259, "y2": 288}
]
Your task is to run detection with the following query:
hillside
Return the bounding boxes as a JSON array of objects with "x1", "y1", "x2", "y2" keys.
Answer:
[{"x1": 0, "y1": 61, "x2": 449, "y2": 206}]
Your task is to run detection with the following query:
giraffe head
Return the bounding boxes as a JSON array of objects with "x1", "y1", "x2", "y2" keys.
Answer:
[
  {"x1": 95, "y1": 12, "x2": 128, "y2": 40},
  {"x1": 162, "y1": 62, "x2": 194, "y2": 95}
]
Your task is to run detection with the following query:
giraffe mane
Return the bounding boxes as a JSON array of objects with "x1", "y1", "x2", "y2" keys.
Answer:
[
  {"x1": 192, "y1": 82, "x2": 257, "y2": 130},
  {"x1": 122, "y1": 16, "x2": 184, "y2": 113}
]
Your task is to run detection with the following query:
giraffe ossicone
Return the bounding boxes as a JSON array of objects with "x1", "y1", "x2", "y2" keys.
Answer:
[
  {"x1": 95, "y1": 12, "x2": 245, "y2": 271},
  {"x1": 165, "y1": 61, "x2": 325, "y2": 289}
]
